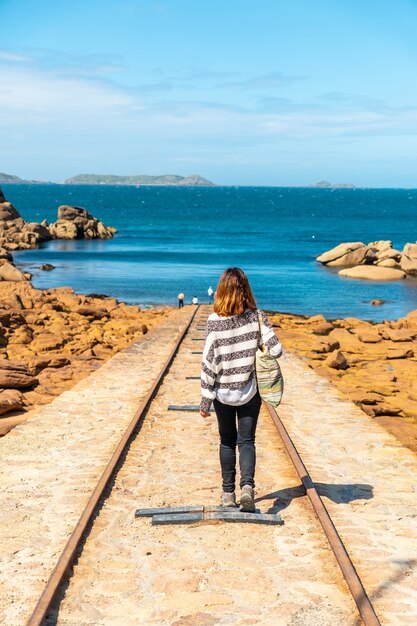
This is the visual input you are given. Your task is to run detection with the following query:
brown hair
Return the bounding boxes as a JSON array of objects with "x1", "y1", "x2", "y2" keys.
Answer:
[{"x1": 214, "y1": 267, "x2": 257, "y2": 317}]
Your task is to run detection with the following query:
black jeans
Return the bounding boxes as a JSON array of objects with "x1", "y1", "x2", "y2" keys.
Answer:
[{"x1": 213, "y1": 391, "x2": 262, "y2": 492}]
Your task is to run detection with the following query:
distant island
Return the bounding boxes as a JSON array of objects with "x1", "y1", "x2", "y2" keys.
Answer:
[
  {"x1": 63, "y1": 174, "x2": 215, "y2": 186},
  {"x1": 0, "y1": 171, "x2": 214, "y2": 186},
  {"x1": 0, "y1": 172, "x2": 44, "y2": 184},
  {"x1": 310, "y1": 180, "x2": 356, "y2": 189}
]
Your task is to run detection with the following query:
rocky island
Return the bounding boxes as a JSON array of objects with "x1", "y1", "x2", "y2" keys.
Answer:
[
  {"x1": 0, "y1": 187, "x2": 116, "y2": 254},
  {"x1": 63, "y1": 173, "x2": 214, "y2": 186},
  {"x1": 317, "y1": 240, "x2": 417, "y2": 280},
  {"x1": 310, "y1": 181, "x2": 356, "y2": 188},
  {"x1": 0, "y1": 172, "x2": 45, "y2": 184}
]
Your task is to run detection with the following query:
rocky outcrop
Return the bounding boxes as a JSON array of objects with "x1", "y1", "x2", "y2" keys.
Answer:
[
  {"x1": 0, "y1": 187, "x2": 116, "y2": 250},
  {"x1": 0, "y1": 389, "x2": 26, "y2": 416},
  {"x1": 0, "y1": 281, "x2": 171, "y2": 431},
  {"x1": 316, "y1": 242, "x2": 368, "y2": 267},
  {"x1": 400, "y1": 243, "x2": 417, "y2": 276},
  {"x1": 48, "y1": 205, "x2": 116, "y2": 240},
  {"x1": 0, "y1": 261, "x2": 30, "y2": 282},
  {"x1": 0, "y1": 190, "x2": 52, "y2": 250},
  {"x1": 0, "y1": 360, "x2": 38, "y2": 388},
  {"x1": 338, "y1": 265, "x2": 406, "y2": 281},
  {"x1": 269, "y1": 309, "x2": 417, "y2": 455},
  {"x1": 317, "y1": 239, "x2": 417, "y2": 280}
]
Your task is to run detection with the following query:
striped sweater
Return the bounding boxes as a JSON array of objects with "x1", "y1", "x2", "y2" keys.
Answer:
[{"x1": 200, "y1": 308, "x2": 282, "y2": 412}]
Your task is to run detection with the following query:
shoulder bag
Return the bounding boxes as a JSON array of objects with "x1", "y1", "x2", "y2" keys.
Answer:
[{"x1": 255, "y1": 311, "x2": 284, "y2": 407}]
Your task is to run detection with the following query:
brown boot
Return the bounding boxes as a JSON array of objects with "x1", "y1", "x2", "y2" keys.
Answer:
[{"x1": 240, "y1": 485, "x2": 255, "y2": 512}]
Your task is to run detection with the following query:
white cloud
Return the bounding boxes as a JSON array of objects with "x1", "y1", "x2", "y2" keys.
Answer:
[
  {"x1": 0, "y1": 65, "x2": 135, "y2": 123},
  {"x1": 0, "y1": 49, "x2": 31, "y2": 63},
  {"x1": 2, "y1": 46, "x2": 417, "y2": 170}
]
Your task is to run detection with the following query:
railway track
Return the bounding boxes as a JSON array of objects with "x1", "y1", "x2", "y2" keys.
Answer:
[{"x1": 26, "y1": 305, "x2": 381, "y2": 626}]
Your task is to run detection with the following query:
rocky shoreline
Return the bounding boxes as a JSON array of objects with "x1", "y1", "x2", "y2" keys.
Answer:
[
  {"x1": 269, "y1": 310, "x2": 417, "y2": 454},
  {"x1": 0, "y1": 281, "x2": 172, "y2": 436},
  {"x1": 0, "y1": 187, "x2": 173, "y2": 435}
]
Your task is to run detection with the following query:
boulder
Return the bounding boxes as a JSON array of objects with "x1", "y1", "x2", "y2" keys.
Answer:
[
  {"x1": 316, "y1": 242, "x2": 368, "y2": 267},
  {"x1": 75, "y1": 306, "x2": 108, "y2": 320},
  {"x1": 375, "y1": 247, "x2": 402, "y2": 262},
  {"x1": 348, "y1": 391, "x2": 384, "y2": 406},
  {"x1": 40, "y1": 264, "x2": 55, "y2": 271},
  {"x1": 48, "y1": 220, "x2": 79, "y2": 240},
  {"x1": 372, "y1": 403, "x2": 403, "y2": 416},
  {"x1": 0, "y1": 261, "x2": 30, "y2": 282},
  {"x1": 375, "y1": 258, "x2": 398, "y2": 268},
  {"x1": 357, "y1": 330, "x2": 382, "y2": 343},
  {"x1": 387, "y1": 348, "x2": 414, "y2": 359},
  {"x1": 30, "y1": 333, "x2": 65, "y2": 352},
  {"x1": 0, "y1": 247, "x2": 13, "y2": 261},
  {"x1": 312, "y1": 338, "x2": 340, "y2": 353},
  {"x1": 0, "y1": 359, "x2": 38, "y2": 388},
  {"x1": 96, "y1": 221, "x2": 114, "y2": 239},
  {"x1": 400, "y1": 243, "x2": 417, "y2": 276},
  {"x1": 338, "y1": 265, "x2": 406, "y2": 281},
  {"x1": 310, "y1": 322, "x2": 334, "y2": 336},
  {"x1": 382, "y1": 328, "x2": 416, "y2": 342},
  {"x1": 0, "y1": 389, "x2": 26, "y2": 416},
  {"x1": 368, "y1": 240, "x2": 393, "y2": 253},
  {"x1": 0, "y1": 201, "x2": 21, "y2": 221},
  {"x1": 328, "y1": 328, "x2": 362, "y2": 353},
  {"x1": 25, "y1": 222, "x2": 51, "y2": 242},
  {"x1": 8, "y1": 326, "x2": 33, "y2": 344},
  {"x1": 58, "y1": 205, "x2": 93, "y2": 221},
  {"x1": 324, "y1": 350, "x2": 349, "y2": 370},
  {"x1": 305, "y1": 314, "x2": 328, "y2": 325}
]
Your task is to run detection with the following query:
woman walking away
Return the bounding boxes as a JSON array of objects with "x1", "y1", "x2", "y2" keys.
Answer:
[{"x1": 200, "y1": 267, "x2": 282, "y2": 512}]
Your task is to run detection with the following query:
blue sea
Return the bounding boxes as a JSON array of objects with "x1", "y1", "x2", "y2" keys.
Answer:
[{"x1": 3, "y1": 184, "x2": 417, "y2": 321}]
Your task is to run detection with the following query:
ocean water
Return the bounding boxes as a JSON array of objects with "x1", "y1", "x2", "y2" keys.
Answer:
[{"x1": 4, "y1": 184, "x2": 417, "y2": 321}]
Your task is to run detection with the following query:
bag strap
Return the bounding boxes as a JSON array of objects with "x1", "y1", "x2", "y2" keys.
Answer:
[{"x1": 257, "y1": 310, "x2": 264, "y2": 348}]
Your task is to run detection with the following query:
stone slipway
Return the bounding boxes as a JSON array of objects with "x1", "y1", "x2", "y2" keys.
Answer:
[
  {"x1": 280, "y1": 352, "x2": 417, "y2": 624},
  {"x1": 53, "y1": 309, "x2": 416, "y2": 625},
  {"x1": 0, "y1": 306, "x2": 195, "y2": 626}
]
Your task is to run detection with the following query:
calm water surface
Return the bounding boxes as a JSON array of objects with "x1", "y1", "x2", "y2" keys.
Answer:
[{"x1": 4, "y1": 184, "x2": 417, "y2": 321}]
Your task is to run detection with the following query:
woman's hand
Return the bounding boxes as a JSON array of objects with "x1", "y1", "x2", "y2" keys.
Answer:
[{"x1": 200, "y1": 409, "x2": 211, "y2": 418}]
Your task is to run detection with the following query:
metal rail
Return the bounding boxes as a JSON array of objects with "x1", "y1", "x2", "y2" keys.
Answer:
[
  {"x1": 26, "y1": 306, "x2": 199, "y2": 626},
  {"x1": 265, "y1": 403, "x2": 381, "y2": 626}
]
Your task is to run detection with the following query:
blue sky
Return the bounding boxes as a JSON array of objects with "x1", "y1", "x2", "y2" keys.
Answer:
[{"x1": 1, "y1": 0, "x2": 417, "y2": 186}]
